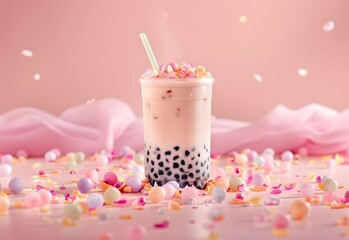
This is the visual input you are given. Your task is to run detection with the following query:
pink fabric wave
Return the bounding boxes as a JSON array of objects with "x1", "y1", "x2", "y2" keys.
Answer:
[{"x1": 0, "y1": 99, "x2": 348, "y2": 156}]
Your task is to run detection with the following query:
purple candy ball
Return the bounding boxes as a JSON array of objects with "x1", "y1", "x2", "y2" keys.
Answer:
[
  {"x1": 247, "y1": 150, "x2": 258, "y2": 162},
  {"x1": 77, "y1": 177, "x2": 94, "y2": 193},
  {"x1": 126, "y1": 176, "x2": 142, "y2": 193},
  {"x1": 8, "y1": 177, "x2": 24, "y2": 194}
]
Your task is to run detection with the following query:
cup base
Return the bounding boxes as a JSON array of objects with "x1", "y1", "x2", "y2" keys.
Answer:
[{"x1": 147, "y1": 178, "x2": 208, "y2": 190}]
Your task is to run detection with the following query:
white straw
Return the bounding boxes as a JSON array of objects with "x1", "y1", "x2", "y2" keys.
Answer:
[{"x1": 139, "y1": 33, "x2": 159, "y2": 71}]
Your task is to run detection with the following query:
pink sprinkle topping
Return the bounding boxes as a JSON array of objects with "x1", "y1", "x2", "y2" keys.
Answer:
[
  {"x1": 237, "y1": 184, "x2": 244, "y2": 192},
  {"x1": 154, "y1": 220, "x2": 169, "y2": 229},
  {"x1": 270, "y1": 189, "x2": 282, "y2": 195},
  {"x1": 137, "y1": 197, "x2": 146, "y2": 206},
  {"x1": 284, "y1": 184, "x2": 295, "y2": 190},
  {"x1": 64, "y1": 193, "x2": 70, "y2": 201},
  {"x1": 246, "y1": 176, "x2": 253, "y2": 185}
]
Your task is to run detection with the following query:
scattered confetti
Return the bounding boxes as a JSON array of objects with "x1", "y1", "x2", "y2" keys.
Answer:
[
  {"x1": 297, "y1": 68, "x2": 308, "y2": 77},
  {"x1": 323, "y1": 20, "x2": 335, "y2": 32},
  {"x1": 252, "y1": 73, "x2": 263, "y2": 83},
  {"x1": 21, "y1": 49, "x2": 33, "y2": 57}
]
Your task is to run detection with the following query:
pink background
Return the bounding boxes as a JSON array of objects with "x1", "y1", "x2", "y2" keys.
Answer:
[{"x1": 1, "y1": 0, "x2": 348, "y2": 121}]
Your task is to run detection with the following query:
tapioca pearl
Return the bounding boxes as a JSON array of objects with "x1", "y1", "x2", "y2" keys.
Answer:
[
  {"x1": 201, "y1": 172, "x2": 205, "y2": 177},
  {"x1": 179, "y1": 167, "x2": 186, "y2": 173},
  {"x1": 173, "y1": 163, "x2": 179, "y2": 168},
  {"x1": 195, "y1": 162, "x2": 199, "y2": 166},
  {"x1": 165, "y1": 158, "x2": 169, "y2": 163},
  {"x1": 174, "y1": 174, "x2": 180, "y2": 180},
  {"x1": 180, "y1": 160, "x2": 185, "y2": 166},
  {"x1": 189, "y1": 173, "x2": 194, "y2": 178},
  {"x1": 206, "y1": 165, "x2": 209, "y2": 170},
  {"x1": 150, "y1": 168, "x2": 154, "y2": 173},
  {"x1": 165, "y1": 167, "x2": 170, "y2": 171},
  {"x1": 185, "y1": 150, "x2": 190, "y2": 157},
  {"x1": 181, "y1": 174, "x2": 188, "y2": 180},
  {"x1": 156, "y1": 180, "x2": 162, "y2": 186},
  {"x1": 188, "y1": 164, "x2": 193, "y2": 169},
  {"x1": 191, "y1": 157, "x2": 195, "y2": 161},
  {"x1": 173, "y1": 155, "x2": 179, "y2": 161},
  {"x1": 153, "y1": 173, "x2": 159, "y2": 178},
  {"x1": 158, "y1": 170, "x2": 164, "y2": 176},
  {"x1": 174, "y1": 146, "x2": 180, "y2": 151},
  {"x1": 147, "y1": 151, "x2": 150, "y2": 156},
  {"x1": 165, "y1": 151, "x2": 171, "y2": 155},
  {"x1": 159, "y1": 162, "x2": 164, "y2": 167},
  {"x1": 156, "y1": 147, "x2": 160, "y2": 151},
  {"x1": 191, "y1": 147, "x2": 196, "y2": 152},
  {"x1": 157, "y1": 154, "x2": 161, "y2": 160},
  {"x1": 146, "y1": 158, "x2": 149, "y2": 163},
  {"x1": 198, "y1": 153, "x2": 201, "y2": 157},
  {"x1": 196, "y1": 169, "x2": 200, "y2": 174},
  {"x1": 167, "y1": 171, "x2": 172, "y2": 176},
  {"x1": 151, "y1": 160, "x2": 155, "y2": 166}
]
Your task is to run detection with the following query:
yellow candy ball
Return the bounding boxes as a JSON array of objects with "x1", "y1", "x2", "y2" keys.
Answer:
[
  {"x1": 63, "y1": 203, "x2": 83, "y2": 222},
  {"x1": 229, "y1": 176, "x2": 245, "y2": 192},
  {"x1": 148, "y1": 186, "x2": 166, "y2": 203},
  {"x1": 103, "y1": 187, "x2": 121, "y2": 204},
  {"x1": 289, "y1": 200, "x2": 310, "y2": 221}
]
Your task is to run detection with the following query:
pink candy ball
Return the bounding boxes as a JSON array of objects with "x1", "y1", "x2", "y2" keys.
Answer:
[
  {"x1": 1, "y1": 154, "x2": 13, "y2": 164},
  {"x1": 148, "y1": 186, "x2": 166, "y2": 203},
  {"x1": 162, "y1": 184, "x2": 176, "y2": 199},
  {"x1": 281, "y1": 150, "x2": 294, "y2": 161},
  {"x1": 51, "y1": 148, "x2": 61, "y2": 157},
  {"x1": 273, "y1": 213, "x2": 291, "y2": 229},
  {"x1": 24, "y1": 192, "x2": 41, "y2": 208},
  {"x1": 166, "y1": 181, "x2": 180, "y2": 190},
  {"x1": 299, "y1": 183, "x2": 315, "y2": 197},
  {"x1": 247, "y1": 150, "x2": 258, "y2": 162},
  {"x1": 85, "y1": 169, "x2": 99, "y2": 181},
  {"x1": 181, "y1": 186, "x2": 198, "y2": 200},
  {"x1": 96, "y1": 154, "x2": 109, "y2": 166},
  {"x1": 0, "y1": 163, "x2": 12, "y2": 177},
  {"x1": 279, "y1": 161, "x2": 291, "y2": 173},
  {"x1": 38, "y1": 189, "x2": 52, "y2": 206},
  {"x1": 125, "y1": 225, "x2": 147, "y2": 240},
  {"x1": 103, "y1": 171, "x2": 118, "y2": 186}
]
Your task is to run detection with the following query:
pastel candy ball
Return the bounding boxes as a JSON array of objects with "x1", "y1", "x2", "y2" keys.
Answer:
[
  {"x1": 166, "y1": 181, "x2": 180, "y2": 190},
  {"x1": 44, "y1": 151, "x2": 57, "y2": 162},
  {"x1": 103, "y1": 187, "x2": 121, "y2": 204},
  {"x1": 75, "y1": 151, "x2": 86, "y2": 164},
  {"x1": 86, "y1": 193, "x2": 104, "y2": 209},
  {"x1": 273, "y1": 213, "x2": 291, "y2": 229},
  {"x1": 211, "y1": 186, "x2": 226, "y2": 203},
  {"x1": 103, "y1": 172, "x2": 118, "y2": 186},
  {"x1": 96, "y1": 154, "x2": 109, "y2": 166},
  {"x1": 8, "y1": 177, "x2": 24, "y2": 194},
  {"x1": 235, "y1": 154, "x2": 248, "y2": 166},
  {"x1": 51, "y1": 148, "x2": 61, "y2": 157},
  {"x1": 162, "y1": 184, "x2": 176, "y2": 199},
  {"x1": 148, "y1": 186, "x2": 166, "y2": 203},
  {"x1": 133, "y1": 154, "x2": 144, "y2": 165},
  {"x1": 126, "y1": 176, "x2": 142, "y2": 193},
  {"x1": 0, "y1": 196, "x2": 10, "y2": 212},
  {"x1": 214, "y1": 177, "x2": 230, "y2": 190},
  {"x1": 85, "y1": 169, "x2": 99, "y2": 181},
  {"x1": 66, "y1": 160, "x2": 77, "y2": 170},
  {"x1": 253, "y1": 156, "x2": 265, "y2": 166},
  {"x1": 229, "y1": 176, "x2": 244, "y2": 192},
  {"x1": 281, "y1": 150, "x2": 294, "y2": 161},
  {"x1": 181, "y1": 186, "x2": 198, "y2": 199},
  {"x1": 322, "y1": 177, "x2": 338, "y2": 192},
  {"x1": 77, "y1": 177, "x2": 94, "y2": 193},
  {"x1": 279, "y1": 161, "x2": 291, "y2": 173},
  {"x1": 125, "y1": 225, "x2": 147, "y2": 240},
  {"x1": 63, "y1": 203, "x2": 83, "y2": 221},
  {"x1": 264, "y1": 159, "x2": 274, "y2": 174},
  {"x1": 289, "y1": 200, "x2": 310, "y2": 220},
  {"x1": 247, "y1": 150, "x2": 258, "y2": 162},
  {"x1": 24, "y1": 192, "x2": 41, "y2": 208},
  {"x1": 0, "y1": 163, "x2": 12, "y2": 177},
  {"x1": 261, "y1": 153, "x2": 273, "y2": 162},
  {"x1": 263, "y1": 148, "x2": 275, "y2": 156},
  {"x1": 1, "y1": 154, "x2": 13, "y2": 164},
  {"x1": 38, "y1": 189, "x2": 52, "y2": 206},
  {"x1": 299, "y1": 183, "x2": 315, "y2": 197},
  {"x1": 252, "y1": 174, "x2": 265, "y2": 186}
]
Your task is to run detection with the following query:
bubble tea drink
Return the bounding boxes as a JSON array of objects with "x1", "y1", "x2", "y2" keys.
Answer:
[{"x1": 140, "y1": 63, "x2": 214, "y2": 189}]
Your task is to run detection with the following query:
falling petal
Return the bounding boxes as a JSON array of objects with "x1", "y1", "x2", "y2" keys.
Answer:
[
  {"x1": 21, "y1": 49, "x2": 33, "y2": 57},
  {"x1": 297, "y1": 68, "x2": 308, "y2": 77},
  {"x1": 323, "y1": 21, "x2": 335, "y2": 32},
  {"x1": 253, "y1": 73, "x2": 262, "y2": 83},
  {"x1": 34, "y1": 73, "x2": 41, "y2": 81},
  {"x1": 239, "y1": 15, "x2": 247, "y2": 23}
]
